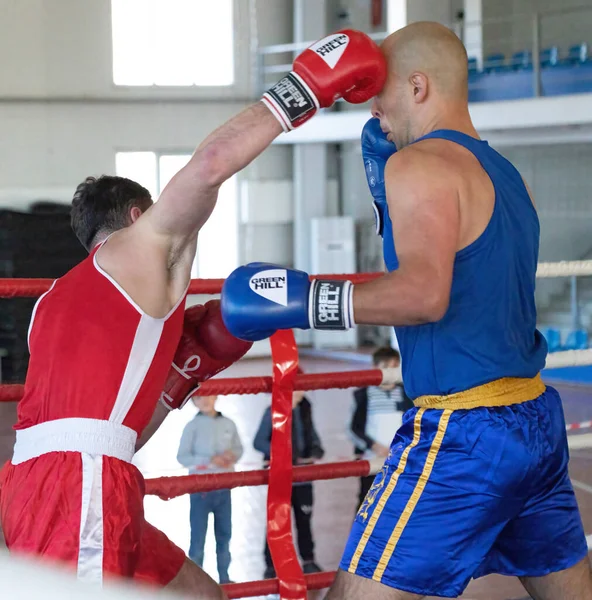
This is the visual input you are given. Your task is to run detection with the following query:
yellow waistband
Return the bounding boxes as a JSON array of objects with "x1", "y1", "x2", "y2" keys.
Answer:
[{"x1": 413, "y1": 373, "x2": 546, "y2": 410}]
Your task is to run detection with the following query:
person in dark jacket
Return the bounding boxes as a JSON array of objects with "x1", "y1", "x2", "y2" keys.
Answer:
[
  {"x1": 349, "y1": 346, "x2": 413, "y2": 509},
  {"x1": 253, "y1": 387, "x2": 324, "y2": 579}
]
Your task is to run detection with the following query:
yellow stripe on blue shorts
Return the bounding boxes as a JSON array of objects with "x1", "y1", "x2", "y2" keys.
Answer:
[
  {"x1": 348, "y1": 408, "x2": 426, "y2": 573},
  {"x1": 373, "y1": 409, "x2": 451, "y2": 580}
]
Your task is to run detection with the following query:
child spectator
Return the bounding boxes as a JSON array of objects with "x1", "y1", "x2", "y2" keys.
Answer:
[
  {"x1": 349, "y1": 347, "x2": 413, "y2": 509},
  {"x1": 177, "y1": 394, "x2": 243, "y2": 584}
]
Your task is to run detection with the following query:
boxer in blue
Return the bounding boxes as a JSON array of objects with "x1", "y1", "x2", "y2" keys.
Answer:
[{"x1": 221, "y1": 21, "x2": 592, "y2": 600}]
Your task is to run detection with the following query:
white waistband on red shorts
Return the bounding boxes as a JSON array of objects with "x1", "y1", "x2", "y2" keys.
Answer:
[{"x1": 12, "y1": 418, "x2": 137, "y2": 465}]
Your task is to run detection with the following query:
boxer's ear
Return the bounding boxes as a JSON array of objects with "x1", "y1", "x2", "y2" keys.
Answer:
[
  {"x1": 129, "y1": 206, "x2": 143, "y2": 223},
  {"x1": 410, "y1": 72, "x2": 428, "y2": 103}
]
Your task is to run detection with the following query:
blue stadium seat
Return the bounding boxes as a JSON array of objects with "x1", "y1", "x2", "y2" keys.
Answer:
[
  {"x1": 468, "y1": 56, "x2": 479, "y2": 74},
  {"x1": 540, "y1": 46, "x2": 559, "y2": 68},
  {"x1": 511, "y1": 50, "x2": 533, "y2": 70},
  {"x1": 467, "y1": 42, "x2": 592, "y2": 103},
  {"x1": 483, "y1": 53, "x2": 507, "y2": 73},
  {"x1": 565, "y1": 43, "x2": 588, "y2": 64},
  {"x1": 541, "y1": 327, "x2": 562, "y2": 353},
  {"x1": 563, "y1": 329, "x2": 588, "y2": 350},
  {"x1": 541, "y1": 61, "x2": 592, "y2": 97}
]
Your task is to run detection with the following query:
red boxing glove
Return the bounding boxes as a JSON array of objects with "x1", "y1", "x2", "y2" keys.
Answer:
[
  {"x1": 159, "y1": 300, "x2": 253, "y2": 411},
  {"x1": 262, "y1": 29, "x2": 387, "y2": 132}
]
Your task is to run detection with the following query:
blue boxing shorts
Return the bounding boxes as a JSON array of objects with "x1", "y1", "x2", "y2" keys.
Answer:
[{"x1": 339, "y1": 379, "x2": 588, "y2": 598}]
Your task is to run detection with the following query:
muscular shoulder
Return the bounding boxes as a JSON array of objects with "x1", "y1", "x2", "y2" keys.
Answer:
[
  {"x1": 386, "y1": 141, "x2": 461, "y2": 191},
  {"x1": 384, "y1": 141, "x2": 461, "y2": 214},
  {"x1": 95, "y1": 221, "x2": 193, "y2": 318}
]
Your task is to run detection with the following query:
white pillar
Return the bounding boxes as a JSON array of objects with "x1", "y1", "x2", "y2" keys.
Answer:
[
  {"x1": 464, "y1": 0, "x2": 483, "y2": 69},
  {"x1": 292, "y1": 0, "x2": 328, "y2": 276},
  {"x1": 387, "y1": 0, "x2": 407, "y2": 32},
  {"x1": 292, "y1": 0, "x2": 328, "y2": 346},
  {"x1": 407, "y1": 0, "x2": 452, "y2": 25},
  {"x1": 293, "y1": 144, "x2": 327, "y2": 274},
  {"x1": 386, "y1": 0, "x2": 479, "y2": 62},
  {"x1": 387, "y1": 0, "x2": 455, "y2": 32}
]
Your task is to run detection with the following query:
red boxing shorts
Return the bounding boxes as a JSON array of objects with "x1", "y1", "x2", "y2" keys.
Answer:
[{"x1": 0, "y1": 418, "x2": 185, "y2": 587}]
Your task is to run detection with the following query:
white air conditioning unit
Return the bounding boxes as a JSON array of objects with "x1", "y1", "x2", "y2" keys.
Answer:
[{"x1": 310, "y1": 216, "x2": 357, "y2": 349}]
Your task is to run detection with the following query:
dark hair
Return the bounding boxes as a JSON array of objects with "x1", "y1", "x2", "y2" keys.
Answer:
[
  {"x1": 372, "y1": 346, "x2": 400, "y2": 365},
  {"x1": 71, "y1": 175, "x2": 153, "y2": 251}
]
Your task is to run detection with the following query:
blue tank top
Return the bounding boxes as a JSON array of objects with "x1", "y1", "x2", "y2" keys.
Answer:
[{"x1": 382, "y1": 130, "x2": 547, "y2": 399}]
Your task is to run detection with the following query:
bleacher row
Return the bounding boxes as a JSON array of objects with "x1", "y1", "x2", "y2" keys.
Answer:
[
  {"x1": 540, "y1": 327, "x2": 588, "y2": 353},
  {"x1": 467, "y1": 42, "x2": 592, "y2": 102}
]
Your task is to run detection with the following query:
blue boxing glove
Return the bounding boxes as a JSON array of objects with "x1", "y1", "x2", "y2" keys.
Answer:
[
  {"x1": 361, "y1": 117, "x2": 397, "y2": 236},
  {"x1": 221, "y1": 262, "x2": 354, "y2": 342}
]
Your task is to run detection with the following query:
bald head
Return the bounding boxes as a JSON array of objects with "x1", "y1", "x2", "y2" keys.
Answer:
[{"x1": 382, "y1": 21, "x2": 468, "y2": 100}]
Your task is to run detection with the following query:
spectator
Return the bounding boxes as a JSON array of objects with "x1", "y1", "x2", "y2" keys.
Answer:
[
  {"x1": 177, "y1": 394, "x2": 243, "y2": 584},
  {"x1": 253, "y1": 384, "x2": 324, "y2": 579},
  {"x1": 349, "y1": 347, "x2": 413, "y2": 509}
]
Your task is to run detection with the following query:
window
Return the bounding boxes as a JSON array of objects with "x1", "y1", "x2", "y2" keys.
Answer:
[
  {"x1": 111, "y1": 0, "x2": 234, "y2": 86},
  {"x1": 115, "y1": 152, "x2": 158, "y2": 198},
  {"x1": 115, "y1": 151, "x2": 238, "y2": 279}
]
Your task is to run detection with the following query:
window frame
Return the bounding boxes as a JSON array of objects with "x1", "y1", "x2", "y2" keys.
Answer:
[
  {"x1": 109, "y1": 0, "x2": 249, "y2": 99},
  {"x1": 115, "y1": 148, "x2": 239, "y2": 279}
]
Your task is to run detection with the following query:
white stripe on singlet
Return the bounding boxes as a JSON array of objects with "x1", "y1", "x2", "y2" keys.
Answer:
[
  {"x1": 27, "y1": 279, "x2": 57, "y2": 351},
  {"x1": 108, "y1": 313, "x2": 165, "y2": 424}
]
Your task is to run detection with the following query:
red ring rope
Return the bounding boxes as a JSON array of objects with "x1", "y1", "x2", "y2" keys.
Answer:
[
  {"x1": 223, "y1": 571, "x2": 336, "y2": 599},
  {"x1": 145, "y1": 460, "x2": 371, "y2": 498},
  {"x1": 0, "y1": 273, "x2": 383, "y2": 298},
  {"x1": 0, "y1": 370, "x2": 386, "y2": 402}
]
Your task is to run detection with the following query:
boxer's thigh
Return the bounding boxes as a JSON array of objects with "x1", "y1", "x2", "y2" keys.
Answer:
[
  {"x1": 338, "y1": 406, "x2": 532, "y2": 598},
  {"x1": 520, "y1": 556, "x2": 592, "y2": 600},
  {"x1": 476, "y1": 388, "x2": 589, "y2": 583},
  {"x1": 326, "y1": 569, "x2": 424, "y2": 600},
  {"x1": 476, "y1": 468, "x2": 588, "y2": 580},
  {"x1": 104, "y1": 458, "x2": 186, "y2": 587},
  {"x1": 166, "y1": 556, "x2": 227, "y2": 599},
  {"x1": 101, "y1": 457, "x2": 146, "y2": 579},
  {"x1": 0, "y1": 454, "x2": 83, "y2": 567},
  {"x1": 133, "y1": 519, "x2": 187, "y2": 587}
]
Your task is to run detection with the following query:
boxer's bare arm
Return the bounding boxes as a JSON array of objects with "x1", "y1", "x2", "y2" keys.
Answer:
[
  {"x1": 136, "y1": 402, "x2": 170, "y2": 451},
  {"x1": 353, "y1": 148, "x2": 460, "y2": 326},
  {"x1": 144, "y1": 102, "x2": 283, "y2": 250},
  {"x1": 97, "y1": 103, "x2": 283, "y2": 317}
]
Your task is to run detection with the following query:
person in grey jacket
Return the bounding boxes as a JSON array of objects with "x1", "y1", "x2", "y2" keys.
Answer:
[{"x1": 177, "y1": 394, "x2": 243, "y2": 584}]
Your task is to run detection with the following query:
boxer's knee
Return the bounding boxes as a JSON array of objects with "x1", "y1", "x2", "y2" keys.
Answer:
[
  {"x1": 166, "y1": 557, "x2": 227, "y2": 599},
  {"x1": 325, "y1": 569, "x2": 424, "y2": 600}
]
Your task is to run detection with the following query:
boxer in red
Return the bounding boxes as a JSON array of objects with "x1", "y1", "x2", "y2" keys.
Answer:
[
  {"x1": 0, "y1": 27, "x2": 386, "y2": 597},
  {"x1": 1, "y1": 288, "x2": 251, "y2": 597}
]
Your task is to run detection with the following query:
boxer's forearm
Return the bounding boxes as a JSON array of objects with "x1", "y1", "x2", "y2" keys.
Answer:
[
  {"x1": 136, "y1": 402, "x2": 170, "y2": 452},
  {"x1": 352, "y1": 145, "x2": 457, "y2": 327},
  {"x1": 195, "y1": 102, "x2": 283, "y2": 177},
  {"x1": 148, "y1": 102, "x2": 282, "y2": 241},
  {"x1": 352, "y1": 266, "x2": 451, "y2": 327}
]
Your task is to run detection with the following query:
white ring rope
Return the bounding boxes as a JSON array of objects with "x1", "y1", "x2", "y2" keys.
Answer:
[
  {"x1": 543, "y1": 348, "x2": 592, "y2": 368},
  {"x1": 536, "y1": 260, "x2": 592, "y2": 278},
  {"x1": 379, "y1": 349, "x2": 592, "y2": 387}
]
